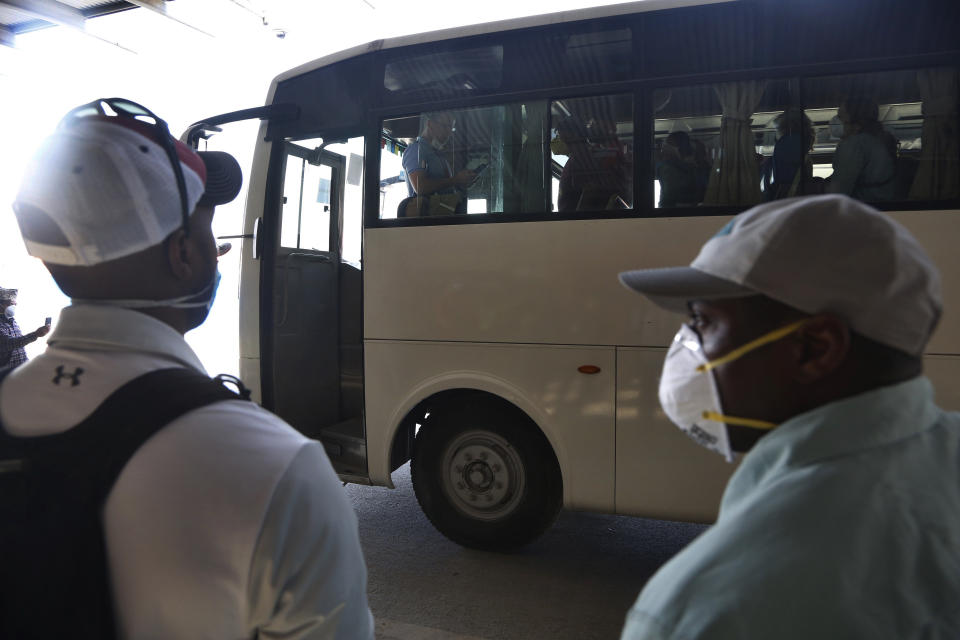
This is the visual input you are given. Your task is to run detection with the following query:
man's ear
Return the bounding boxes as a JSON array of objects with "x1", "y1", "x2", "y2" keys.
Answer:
[
  {"x1": 793, "y1": 315, "x2": 850, "y2": 383},
  {"x1": 164, "y1": 229, "x2": 194, "y2": 281}
]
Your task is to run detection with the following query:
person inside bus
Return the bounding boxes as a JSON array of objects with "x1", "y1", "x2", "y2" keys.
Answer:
[
  {"x1": 401, "y1": 111, "x2": 476, "y2": 215},
  {"x1": 617, "y1": 194, "x2": 958, "y2": 638},
  {"x1": 4, "y1": 99, "x2": 374, "y2": 639},
  {"x1": 691, "y1": 139, "x2": 712, "y2": 201},
  {"x1": 555, "y1": 117, "x2": 593, "y2": 212},
  {"x1": 656, "y1": 131, "x2": 701, "y2": 207},
  {"x1": 827, "y1": 96, "x2": 898, "y2": 201},
  {"x1": 556, "y1": 117, "x2": 630, "y2": 211},
  {"x1": 761, "y1": 107, "x2": 815, "y2": 200}
]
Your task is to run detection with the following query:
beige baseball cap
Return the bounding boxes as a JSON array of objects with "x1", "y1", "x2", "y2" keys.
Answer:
[{"x1": 619, "y1": 195, "x2": 942, "y2": 356}]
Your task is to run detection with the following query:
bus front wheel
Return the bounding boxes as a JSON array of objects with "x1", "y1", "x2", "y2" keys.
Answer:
[{"x1": 411, "y1": 399, "x2": 562, "y2": 551}]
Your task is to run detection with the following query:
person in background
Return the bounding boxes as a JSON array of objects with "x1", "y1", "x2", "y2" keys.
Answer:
[
  {"x1": 657, "y1": 131, "x2": 700, "y2": 207},
  {"x1": 762, "y1": 107, "x2": 815, "y2": 200},
  {"x1": 555, "y1": 117, "x2": 594, "y2": 211},
  {"x1": 0, "y1": 287, "x2": 50, "y2": 369},
  {"x1": 3, "y1": 98, "x2": 373, "y2": 639},
  {"x1": 402, "y1": 111, "x2": 475, "y2": 213},
  {"x1": 828, "y1": 96, "x2": 898, "y2": 201},
  {"x1": 691, "y1": 139, "x2": 712, "y2": 203},
  {"x1": 618, "y1": 194, "x2": 958, "y2": 639}
]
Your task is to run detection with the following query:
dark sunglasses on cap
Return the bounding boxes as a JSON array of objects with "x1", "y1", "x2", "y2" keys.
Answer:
[{"x1": 61, "y1": 97, "x2": 191, "y2": 236}]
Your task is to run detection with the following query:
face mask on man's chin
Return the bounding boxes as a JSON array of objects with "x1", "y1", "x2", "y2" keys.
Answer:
[{"x1": 69, "y1": 268, "x2": 221, "y2": 317}]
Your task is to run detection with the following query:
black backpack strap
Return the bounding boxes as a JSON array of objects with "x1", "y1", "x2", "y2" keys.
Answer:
[
  {"x1": 0, "y1": 367, "x2": 248, "y2": 640},
  {"x1": 2, "y1": 367, "x2": 246, "y2": 502},
  {"x1": 69, "y1": 367, "x2": 247, "y2": 502}
]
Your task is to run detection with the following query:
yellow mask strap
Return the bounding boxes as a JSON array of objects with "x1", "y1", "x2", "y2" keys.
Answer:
[
  {"x1": 702, "y1": 410, "x2": 777, "y2": 430},
  {"x1": 696, "y1": 319, "x2": 807, "y2": 374}
]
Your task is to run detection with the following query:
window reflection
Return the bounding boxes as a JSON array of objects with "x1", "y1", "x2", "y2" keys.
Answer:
[
  {"x1": 653, "y1": 81, "x2": 794, "y2": 208},
  {"x1": 550, "y1": 94, "x2": 633, "y2": 212},
  {"x1": 379, "y1": 94, "x2": 633, "y2": 219},
  {"x1": 804, "y1": 67, "x2": 958, "y2": 202}
]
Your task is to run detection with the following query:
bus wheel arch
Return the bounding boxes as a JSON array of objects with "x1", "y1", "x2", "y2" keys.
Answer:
[{"x1": 403, "y1": 389, "x2": 563, "y2": 551}]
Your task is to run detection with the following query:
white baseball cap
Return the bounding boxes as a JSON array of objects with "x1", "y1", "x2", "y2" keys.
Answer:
[
  {"x1": 619, "y1": 195, "x2": 942, "y2": 356},
  {"x1": 12, "y1": 102, "x2": 242, "y2": 267}
]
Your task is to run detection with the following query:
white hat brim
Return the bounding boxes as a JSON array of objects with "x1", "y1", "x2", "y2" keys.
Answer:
[{"x1": 618, "y1": 266, "x2": 755, "y2": 313}]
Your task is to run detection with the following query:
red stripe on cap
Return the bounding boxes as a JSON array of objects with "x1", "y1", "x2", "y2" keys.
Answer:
[{"x1": 87, "y1": 114, "x2": 206, "y2": 185}]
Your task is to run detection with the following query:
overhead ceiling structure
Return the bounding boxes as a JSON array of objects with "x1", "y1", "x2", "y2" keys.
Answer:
[
  {"x1": 0, "y1": 0, "x2": 272, "y2": 48},
  {"x1": 1, "y1": 1, "x2": 137, "y2": 47}
]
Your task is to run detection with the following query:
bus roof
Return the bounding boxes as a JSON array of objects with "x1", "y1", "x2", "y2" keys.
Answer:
[{"x1": 273, "y1": 0, "x2": 735, "y2": 86}]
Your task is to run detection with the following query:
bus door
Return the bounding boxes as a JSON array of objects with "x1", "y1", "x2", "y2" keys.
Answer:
[{"x1": 267, "y1": 141, "x2": 366, "y2": 477}]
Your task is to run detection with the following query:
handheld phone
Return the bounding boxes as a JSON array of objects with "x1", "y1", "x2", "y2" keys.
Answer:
[{"x1": 45, "y1": 317, "x2": 52, "y2": 327}]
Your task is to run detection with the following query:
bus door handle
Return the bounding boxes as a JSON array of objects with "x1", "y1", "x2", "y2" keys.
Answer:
[
  {"x1": 253, "y1": 217, "x2": 263, "y2": 260},
  {"x1": 222, "y1": 219, "x2": 264, "y2": 260},
  {"x1": 286, "y1": 252, "x2": 332, "y2": 263}
]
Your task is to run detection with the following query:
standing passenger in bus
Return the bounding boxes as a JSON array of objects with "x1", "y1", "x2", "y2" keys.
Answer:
[
  {"x1": 401, "y1": 112, "x2": 476, "y2": 215},
  {"x1": 827, "y1": 96, "x2": 898, "y2": 201},
  {"x1": 556, "y1": 117, "x2": 593, "y2": 212},
  {"x1": 618, "y1": 195, "x2": 958, "y2": 639},
  {"x1": 762, "y1": 107, "x2": 815, "y2": 200},
  {"x1": 656, "y1": 132, "x2": 701, "y2": 208},
  {"x1": 4, "y1": 99, "x2": 374, "y2": 640}
]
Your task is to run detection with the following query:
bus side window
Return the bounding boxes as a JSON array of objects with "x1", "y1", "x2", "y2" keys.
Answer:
[
  {"x1": 550, "y1": 94, "x2": 633, "y2": 213},
  {"x1": 380, "y1": 103, "x2": 552, "y2": 217},
  {"x1": 280, "y1": 154, "x2": 331, "y2": 251},
  {"x1": 652, "y1": 80, "x2": 793, "y2": 208},
  {"x1": 381, "y1": 95, "x2": 634, "y2": 219},
  {"x1": 803, "y1": 67, "x2": 958, "y2": 203}
]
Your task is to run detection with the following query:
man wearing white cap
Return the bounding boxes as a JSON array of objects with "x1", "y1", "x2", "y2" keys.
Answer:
[
  {"x1": 1, "y1": 99, "x2": 373, "y2": 639},
  {"x1": 618, "y1": 195, "x2": 959, "y2": 638}
]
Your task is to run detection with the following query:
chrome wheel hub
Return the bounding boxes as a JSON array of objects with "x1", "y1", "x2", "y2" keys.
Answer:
[{"x1": 442, "y1": 430, "x2": 524, "y2": 520}]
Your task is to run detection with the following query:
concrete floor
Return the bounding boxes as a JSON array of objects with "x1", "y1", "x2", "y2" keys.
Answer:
[{"x1": 345, "y1": 464, "x2": 708, "y2": 640}]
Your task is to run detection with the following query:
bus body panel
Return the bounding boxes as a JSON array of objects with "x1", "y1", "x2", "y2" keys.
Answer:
[
  {"x1": 364, "y1": 212, "x2": 960, "y2": 352},
  {"x1": 888, "y1": 211, "x2": 960, "y2": 355},
  {"x1": 924, "y1": 356, "x2": 960, "y2": 410},
  {"x1": 237, "y1": 122, "x2": 275, "y2": 404},
  {"x1": 616, "y1": 346, "x2": 734, "y2": 520},
  {"x1": 364, "y1": 218, "x2": 722, "y2": 348},
  {"x1": 363, "y1": 340, "x2": 616, "y2": 513}
]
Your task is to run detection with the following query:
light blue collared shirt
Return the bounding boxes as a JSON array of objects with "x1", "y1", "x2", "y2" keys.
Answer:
[{"x1": 622, "y1": 376, "x2": 960, "y2": 639}]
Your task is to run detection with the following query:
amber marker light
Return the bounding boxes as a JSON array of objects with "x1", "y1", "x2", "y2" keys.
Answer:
[{"x1": 578, "y1": 365, "x2": 602, "y2": 375}]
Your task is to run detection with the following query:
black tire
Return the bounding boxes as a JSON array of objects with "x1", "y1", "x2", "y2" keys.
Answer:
[{"x1": 411, "y1": 396, "x2": 562, "y2": 551}]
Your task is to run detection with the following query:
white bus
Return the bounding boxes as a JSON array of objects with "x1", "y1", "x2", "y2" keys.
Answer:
[{"x1": 190, "y1": 0, "x2": 960, "y2": 550}]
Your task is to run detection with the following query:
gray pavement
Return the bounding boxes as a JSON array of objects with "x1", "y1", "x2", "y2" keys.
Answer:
[{"x1": 346, "y1": 464, "x2": 708, "y2": 640}]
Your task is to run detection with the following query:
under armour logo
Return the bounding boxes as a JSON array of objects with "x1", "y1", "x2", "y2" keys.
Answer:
[{"x1": 52, "y1": 365, "x2": 84, "y2": 387}]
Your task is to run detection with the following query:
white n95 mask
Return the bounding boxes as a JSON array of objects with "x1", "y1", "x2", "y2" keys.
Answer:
[{"x1": 658, "y1": 320, "x2": 806, "y2": 462}]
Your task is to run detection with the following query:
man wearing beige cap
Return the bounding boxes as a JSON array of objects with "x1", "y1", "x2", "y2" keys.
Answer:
[
  {"x1": 0, "y1": 99, "x2": 372, "y2": 639},
  {"x1": 618, "y1": 195, "x2": 958, "y2": 638}
]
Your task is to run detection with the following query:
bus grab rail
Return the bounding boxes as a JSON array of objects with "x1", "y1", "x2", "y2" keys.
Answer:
[{"x1": 181, "y1": 103, "x2": 300, "y2": 149}]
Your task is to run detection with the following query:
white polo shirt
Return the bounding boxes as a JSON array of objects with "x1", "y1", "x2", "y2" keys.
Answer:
[{"x1": 0, "y1": 304, "x2": 373, "y2": 640}]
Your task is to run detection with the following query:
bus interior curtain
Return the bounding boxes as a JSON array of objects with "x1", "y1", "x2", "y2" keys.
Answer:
[
  {"x1": 703, "y1": 80, "x2": 767, "y2": 206},
  {"x1": 909, "y1": 68, "x2": 960, "y2": 200}
]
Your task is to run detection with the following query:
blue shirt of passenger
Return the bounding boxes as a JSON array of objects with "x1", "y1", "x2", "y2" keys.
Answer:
[
  {"x1": 402, "y1": 137, "x2": 451, "y2": 197},
  {"x1": 621, "y1": 376, "x2": 960, "y2": 639}
]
